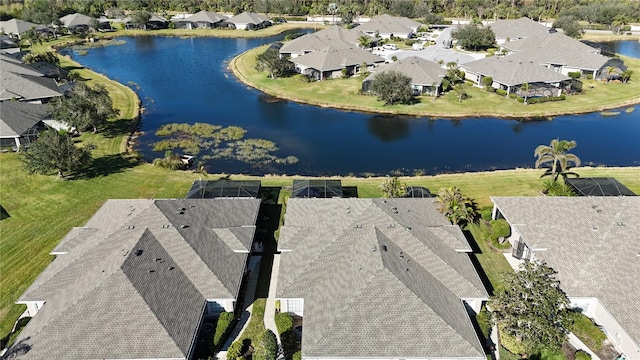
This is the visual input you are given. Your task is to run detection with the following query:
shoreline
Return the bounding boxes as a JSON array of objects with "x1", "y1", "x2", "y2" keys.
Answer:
[{"x1": 230, "y1": 46, "x2": 640, "y2": 119}]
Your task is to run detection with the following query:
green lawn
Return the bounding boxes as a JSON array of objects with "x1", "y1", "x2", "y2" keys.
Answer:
[{"x1": 232, "y1": 45, "x2": 640, "y2": 118}]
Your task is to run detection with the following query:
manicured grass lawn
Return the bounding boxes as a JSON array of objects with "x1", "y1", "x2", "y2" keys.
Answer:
[{"x1": 232, "y1": 45, "x2": 640, "y2": 118}]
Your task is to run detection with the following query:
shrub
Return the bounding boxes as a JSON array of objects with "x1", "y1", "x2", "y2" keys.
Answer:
[
  {"x1": 508, "y1": 93, "x2": 517, "y2": 99},
  {"x1": 476, "y1": 306, "x2": 492, "y2": 340},
  {"x1": 293, "y1": 351, "x2": 302, "y2": 360},
  {"x1": 480, "y1": 208, "x2": 493, "y2": 221},
  {"x1": 526, "y1": 95, "x2": 566, "y2": 104},
  {"x1": 275, "y1": 312, "x2": 294, "y2": 334},
  {"x1": 226, "y1": 340, "x2": 243, "y2": 360},
  {"x1": 586, "y1": 74, "x2": 593, "y2": 80},
  {"x1": 571, "y1": 312, "x2": 606, "y2": 351},
  {"x1": 496, "y1": 88, "x2": 507, "y2": 96},
  {"x1": 499, "y1": 323, "x2": 526, "y2": 355},
  {"x1": 152, "y1": 151, "x2": 185, "y2": 170},
  {"x1": 568, "y1": 71, "x2": 581, "y2": 79},
  {"x1": 254, "y1": 329, "x2": 278, "y2": 360},
  {"x1": 490, "y1": 219, "x2": 510, "y2": 238},
  {"x1": 575, "y1": 350, "x2": 592, "y2": 360},
  {"x1": 404, "y1": 39, "x2": 417, "y2": 46},
  {"x1": 213, "y1": 312, "x2": 235, "y2": 351}
]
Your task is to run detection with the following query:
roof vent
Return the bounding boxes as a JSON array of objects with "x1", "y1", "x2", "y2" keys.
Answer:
[
  {"x1": 126, "y1": 225, "x2": 135, "y2": 230},
  {"x1": 387, "y1": 224, "x2": 394, "y2": 228},
  {"x1": 371, "y1": 246, "x2": 377, "y2": 252},
  {"x1": 148, "y1": 270, "x2": 155, "y2": 273},
  {"x1": 135, "y1": 249, "x2": 143, "y2": 256},
  {"x1": 168, "y1": 266, "x2": 175, "y2": 270},
  {"x1": 382, "y1": 245, "x2": 388, "y2": 252},
  {"x1": 180, "y1": 224, "x2": 189, "y2": 229},
  {"x1": 155, "y1": 258, "x2": 162, "y2": 262},
  {"x1": 354, "y1": 224, "x2": 362, "y2": 229},
  {"x1": 177, "y1": 211, "x2": 185, "y2": 215},
  {"x1": 617, "y1": 222, "x2": 625, "y2": 226},
  {"x1": 592, "y1": 227, "x2": 598, "y2": 232},
  {"x1": 398, "y1": 251, "x2": 404, "y2": 259},
  {"x1": 406, "y1": 226, "x2": 412, "y2": 230}
]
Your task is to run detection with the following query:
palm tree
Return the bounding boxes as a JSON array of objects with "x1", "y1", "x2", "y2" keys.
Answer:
[
  {"x1": 436, "y1": 187, "x2": 477, "y2": 226},
  {"x1": 534, "y1": 138, "x2": 581, "y2": 181},
  {"x1": 520, "y1": 82, "x2": 530, "y2": 104},
  {"x1": 621, "y1": 69, "x2": 633, "y2": 83},
  {"x1": 379, "y1": 176, "x2": 406, "y2": 198},
  {"x1": 358, "y1": 35, "x2": 371, "y2": 49},
  {"x1": 606, "y1": 66, "x2": 616, "y2": 83}
]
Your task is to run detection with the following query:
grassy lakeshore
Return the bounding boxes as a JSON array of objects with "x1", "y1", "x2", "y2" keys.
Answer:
[{"x1": 231, "y1": 45, "x2": 640, "y2": 118}]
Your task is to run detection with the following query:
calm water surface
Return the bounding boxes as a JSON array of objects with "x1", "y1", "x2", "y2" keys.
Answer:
[{"x1": 62, "y1": 38, "x2": 640, "y2": 175}]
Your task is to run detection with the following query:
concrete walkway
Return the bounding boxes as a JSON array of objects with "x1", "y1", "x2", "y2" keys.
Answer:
[
  {"x1": 264, "y1": 254, "x2": 281, "y2": 344},
  {"x1": 568, "y1": 333, "x2": 602, "y2": 360},
  {"x1": 218, "y1": 256, "x2": 262, "y2": 360}
]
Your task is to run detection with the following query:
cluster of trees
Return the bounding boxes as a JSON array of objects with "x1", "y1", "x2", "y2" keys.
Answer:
[
  {"x1": 49, "y1": 82, "x2": 119, "y2": 133},
  {"x1": 5, "y1": 0, "x2": 639, "y2": 26},
  {"x1": 452, "y1": 23, "x2": 496, "y2": 51}
]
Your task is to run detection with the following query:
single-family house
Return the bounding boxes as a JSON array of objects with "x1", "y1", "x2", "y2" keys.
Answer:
[
  {"x1": 9, "y1": 198, "x2": 261, "y2": 360},
  {"x1": 59, "y1": 13, "x2": 94, "y2": 33},
  {"x1": 124, "y1": 14, "x2": 169, "y2": 30},
  {"x1": 1, "y1": 55, "x2": 63, "y2": 103},
  {"x1": 0, "y1": 18, "x2": 50, "y2": 39},
  {"x1": 0, "y1": 101, "x2": 49, "y2": 150},
  {"x1": 276, "y1": 198, "x2": 488, "y2": 360},
  {"x1": 489, "y1": 17, "x2": 554, "y2": 44},
  {"x1": 224, "y1": 12, "x2": 271, "y2": 30},
  {"x1": 490, "y1": 197, "x2": 640, "y2": 360},
  {"x1": 363, "y1": 56, "x2": 447, "y2": 96},
  {"x1": 279, "y1": 25, "x2": 376, "y2": 59},
  {"x1": 356, "y1": 14, "x2": 422, "y2": 39},
  {"x1": 172, "y1": 10, "x2": 227, "y2": 29},
  {"x1": 461, "y1": 54, "x2": 572, "y2": 97},
  {"x1": 501, "y1": 32, "x2": 620, "y2": 79},
  {"x1": 290, "y1": 46, "x2": 385, "y2": 80}
]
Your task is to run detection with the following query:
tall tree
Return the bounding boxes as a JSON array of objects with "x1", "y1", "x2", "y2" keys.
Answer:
[
  {"x1": 49, "y1": 82, "x2": 119, "y2": 133},
  {"x1": 552, "y1": 16, "x2": 583, "y2": 38},
  {"x1": 255, "y1": 48, "x2": 292, "y2": 79},
  {"x1": 490, "y1": 261, "x2": 572, "y2": 356},
  {"x1": 436, "y1": 187, "x2": 477, "y2": 225},
  {"x1": 534, "y1": 138, "x2": 581, "y2": 181},
  {"x1": 452, "y1": 24, "x2": 496, "y2": 51},
  {"x1": 379, "y1": 176, "x2": 407, "y2": 198},
  {"x1": 369, "y1": 70, "x2": 413, "y2": 105},
  {"x1": 21, "y1": 130, "x2": 94, "y2": 178},
  {"x1": 130, "y1": 10, "x2": 151, "y2": 29}
]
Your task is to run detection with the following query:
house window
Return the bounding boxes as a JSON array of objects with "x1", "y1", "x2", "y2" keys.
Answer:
[{"x1": 286, "y1": 299, "x2": 304, "y2": 315}]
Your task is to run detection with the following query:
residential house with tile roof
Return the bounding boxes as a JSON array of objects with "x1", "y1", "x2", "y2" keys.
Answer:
[
  {"x1": 224, "y1": 12, "x2": 271, "y2": 30},
  {"x1": 59, "y1": 13, "x2": 94, "y2": 33},
  {"x1": 276, "y1": 198, "x2": 488, "y2": 360},
  {"x1": 290, "y1": 46, "x2": 385, "y2": 80},
  {"x1": 0, "y1": 101, "x2": 49, "y2": 150},
  {"x1": 172, "y1": 10, "x2": 227, "y2": 29},
  {"x1": 279, "y1": 25, "x2": 376, "y2": 59},
  {"x1": 488, "y1": 17, "x2": 555, "y2": 44},
  {"x1": 357, "y1": 14, "x2": 422, "y2": 39},
  {"x1": 460, "y1": 53, "x2": 572, "y2": 97},
  {"x1": 8, "y1": 198, "x2": 260, "y2": 360},
  {"x1": 363, "y1": 56, "x2": 447, "y2": 96},
  {"x1": 491, "y1": 197, "x2": 640, "y2": 360}
]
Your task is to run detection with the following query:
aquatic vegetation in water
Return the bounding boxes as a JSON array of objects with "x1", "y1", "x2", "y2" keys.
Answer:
[{"x1": 152, "y1": 123, "x2": 298, "y2": 166}]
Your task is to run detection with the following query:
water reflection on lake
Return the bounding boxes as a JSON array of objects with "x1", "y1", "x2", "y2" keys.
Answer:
[{"x1": 62, "y1": 37, "x2": 640, "y2": 176}]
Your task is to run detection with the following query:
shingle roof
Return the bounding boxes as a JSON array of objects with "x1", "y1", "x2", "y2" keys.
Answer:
[
  {"x1": 280, "y1": 26, "x2": 368, "y2": 55},
  {"x1": 0, "y1": 70, "x2": 62, "y2": 101},
  {"x1": 365, "y1": 56, "x2": 447, "y2": 86},
  {"x1": 0, "y1": 18, "x2": 48, "y2": 35},
  {"x1": 357, "y1": 14, "x2": 421, "y2": 36},
  {"x1": 11, "y1": 198, "x2": 260, "y2": 360},
  {"x1": 59, "y1": 13, "x2": 94, "y2": 28},
  {"x1": 184, "y1": 10, "x2": 227, "y2": 24},
  {"x1": 291, "y1": 46, "x2": 384, "y2": 72},
  {"x1": 502, "y1": 33, "x2": 610, "y2": 71},
  {"x1": 0, "y1": 101, "x2": 48, "y2": 137},
  {"x1": 0, "y1": 56, "x2": 44, "y2": 76},
  {"x1": 491, "y1": 196, "x2": 640, "y2": 347},
  {"x1": 276, "y1": 198, "x2": 487, "y2": 359},
  {"x1": 226, "y1": 12, "x2": 270, "y2": 25},
  {"x1": 461, "y1": 53, "x2": 570, "y2": 86},
  {"x1": 489, "y1": 17, "x2": 553, "y2": 40}
]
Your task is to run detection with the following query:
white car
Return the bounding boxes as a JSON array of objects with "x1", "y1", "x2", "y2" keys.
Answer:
[{"x1": 382, "y1": 44, "x2": 398, "y2": 51}]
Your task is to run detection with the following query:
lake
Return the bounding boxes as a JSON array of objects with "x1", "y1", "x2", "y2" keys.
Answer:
[{"x1": 61, "y1": 37, "x2": 640, "y2": 176}]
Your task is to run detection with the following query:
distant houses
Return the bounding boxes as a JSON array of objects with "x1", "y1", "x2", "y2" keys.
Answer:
[
  {"x1": 172, "y1": 11, "x2": 227, "y2": 29},
  {"x1": 357, "y1": 14, "x2": 422, "y2": 39},
  {"x1": 0, "y1": 18, "x2": 50, "y2": 39},
  {"x1": 224, "y1": 12, "x2": 271, "y2": 30}
]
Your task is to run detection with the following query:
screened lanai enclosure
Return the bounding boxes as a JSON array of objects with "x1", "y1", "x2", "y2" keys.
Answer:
[
  {"x1": 292, "y1": 180, "x2": 343, "y2": 198},
  {"x1": 565, "y1": 178, "x2": 636, "y2": 196},
  {"x1": 404, "y1": 186, "x2": 432, "y2": 198},
  {"x1": 186, "y1": 179, "x2": 261, "y2": 199}
]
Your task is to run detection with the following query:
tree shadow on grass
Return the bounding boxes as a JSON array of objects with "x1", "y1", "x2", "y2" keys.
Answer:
[
  {"x1": 81, "y1": 154, "x2": 140, "y2": 179},
  {"x1": 101, "y1": 118, "x2": 137, "y2": 138}
]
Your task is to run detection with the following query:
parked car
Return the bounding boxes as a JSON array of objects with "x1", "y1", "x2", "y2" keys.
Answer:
[{"x1": 382, "y1": 44, "x2": 398, "y2": 50}]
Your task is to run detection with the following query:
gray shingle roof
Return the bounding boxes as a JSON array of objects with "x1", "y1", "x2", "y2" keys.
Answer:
[
  {"x1": 0, "y1": 101, "x2": 48, "y2": 137},
  {"x1": 365, "y1": 56, "x2": 446, "y2": 86},
  {"x1": 226, "y1": 12, "x2": 270, "y2": 25},
  {"x1": 357, "y1": 14, "x2": 421, "y2": 36},
  {"x1": 276, "y1": 198, "x2": 487, "y2": 359},
  {"x1": 1, "y1": 68, "x2": 62, "y2": 101},
  {"x1": 502, "y1": 33, "x2": 610, "y2": 71},
  {"x1": 0, "y1": 18, "x2": 48, "y2": 35},
  {"x1": 12, "y1": 198, "x2": 260, "y2": 360},
  {"x1": 184, "y1": 10, "x2": 227, "y2": 24},
  {"x1": 291, "y1": 46, "x2": 384, "y2": 72},
  {"x1": 489, "y1": 17, "x2": 553, "y2": 40},
  {"x1": 461, "y1": 53, "x2": 570, "y2": 86},
  {"x1": 59, "y1": 13, "x2": 94, "y2": 28},
  {"x1": 491, "y1": 196, "x2": 640, "y2": 347},
  {"x1": 280, "y1": 26, "x2": 367, "y2": 55}
]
